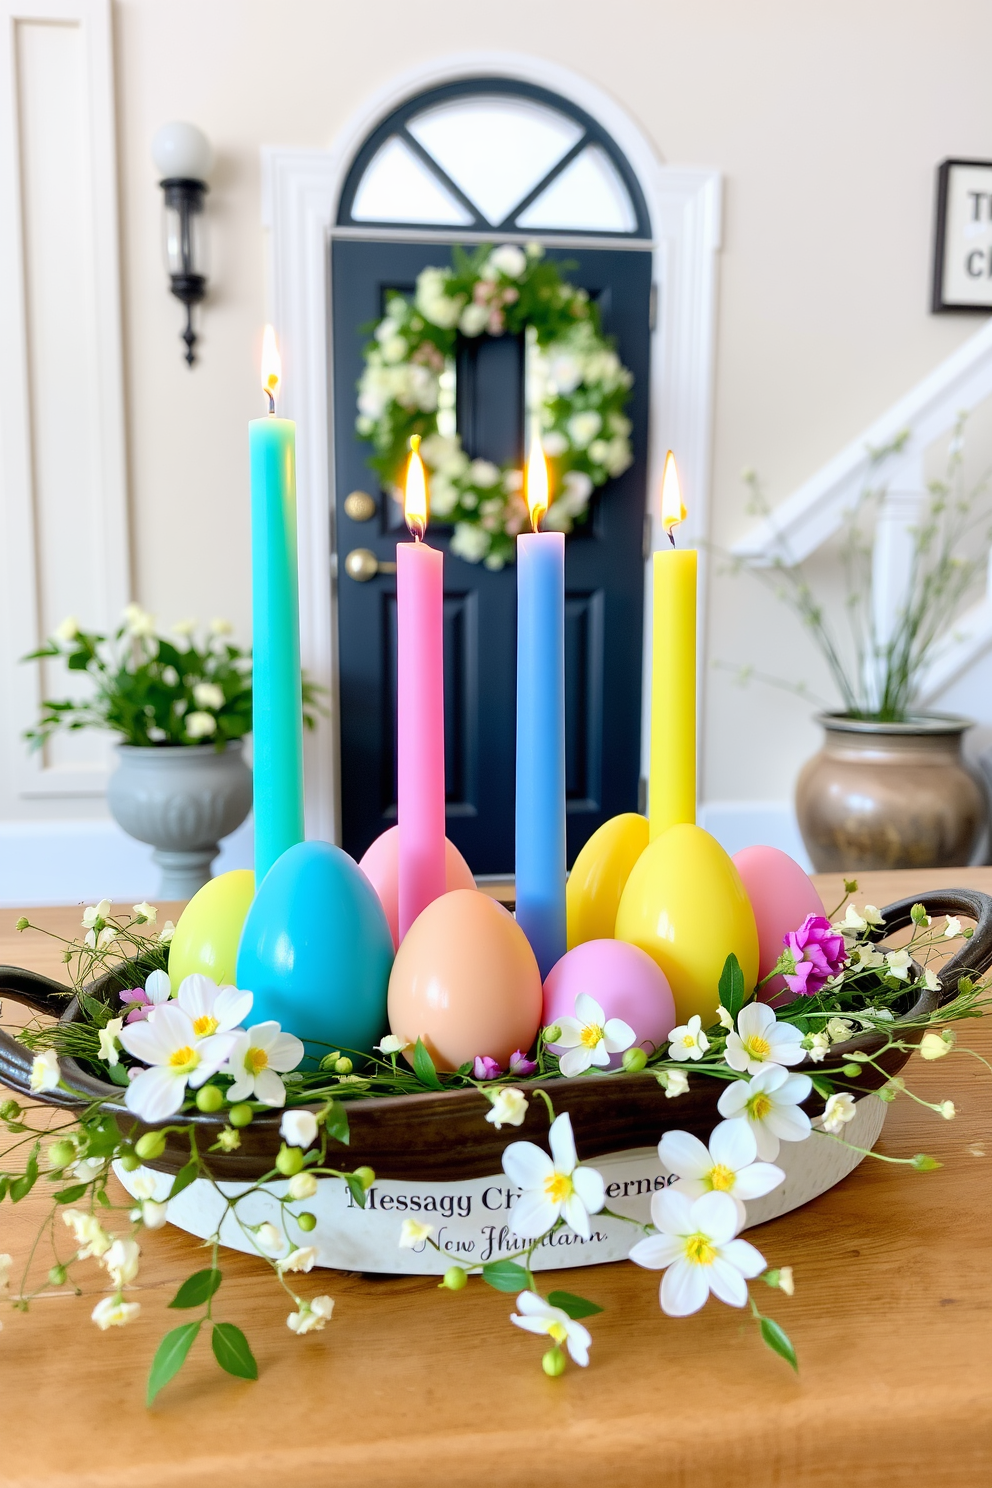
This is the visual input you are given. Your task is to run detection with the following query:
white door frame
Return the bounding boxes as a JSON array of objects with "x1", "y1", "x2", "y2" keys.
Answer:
[{"x1": 261, "y1": 51, "x2": 721, "y2": 844}]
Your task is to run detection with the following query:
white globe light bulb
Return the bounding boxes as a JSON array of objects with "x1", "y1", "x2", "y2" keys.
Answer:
[{"x1": 151, "y1": 121, "x2": 214, "y2": 182}]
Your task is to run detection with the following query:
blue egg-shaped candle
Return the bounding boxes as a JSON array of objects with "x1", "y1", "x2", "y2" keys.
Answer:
[{"x1": 236, "y1": 841, "x2": 393, "y2": 1066}]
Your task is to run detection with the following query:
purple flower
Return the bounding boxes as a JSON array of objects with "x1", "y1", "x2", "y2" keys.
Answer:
[
  {"x1": 782, "y1": 914, "x2": 848, "y2": 997},
  {"x1": 508, "y1": 1049, "x2": 537, "y2": 1077},
  {"x1": 473, "y1": 1055, "x2": 502, "y2": 1080},
  {"x1": 118, "y1": 968, "x2": 172, "y2": 1023}
]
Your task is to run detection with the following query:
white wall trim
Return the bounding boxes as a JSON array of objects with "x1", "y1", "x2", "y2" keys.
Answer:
[
  {"x1": 262, "y1": 52, "x2": 722, "y2": 840},
  {"x1": 0, "y1": 0, "x2": 129, "y2": 801},
  {"x1": 732, "y1": 315, "x2": 992, "y2": 568}
]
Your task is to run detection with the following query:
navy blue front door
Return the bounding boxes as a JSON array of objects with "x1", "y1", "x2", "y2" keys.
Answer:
[{"x1": 331, "y1": 239, "x2": 651, "y2": 874}]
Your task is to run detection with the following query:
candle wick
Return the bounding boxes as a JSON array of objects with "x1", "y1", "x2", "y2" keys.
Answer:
[
  {"x1": 667, "y1": 528, "x2": 677, "y2": 548},
  {"x1": 266, "y1": 391, "x2": 276, "y2": 415}
]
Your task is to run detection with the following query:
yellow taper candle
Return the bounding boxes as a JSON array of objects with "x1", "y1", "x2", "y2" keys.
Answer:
[{"x1": 649, "y1": 452, "x2": 696, "y2": 839}]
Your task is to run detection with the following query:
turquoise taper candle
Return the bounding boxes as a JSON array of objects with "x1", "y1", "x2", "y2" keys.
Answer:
[{"x1": 249, "y1": 326, "x2": 304, "y2": 883}]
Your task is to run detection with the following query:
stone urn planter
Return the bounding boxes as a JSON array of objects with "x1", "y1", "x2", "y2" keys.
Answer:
[
  {"x1": 795, "y1": 713, "x2": 988, "y2": 872},
  {"x1": 106, "y1": 742, "x2": 253, "y2": 898}
]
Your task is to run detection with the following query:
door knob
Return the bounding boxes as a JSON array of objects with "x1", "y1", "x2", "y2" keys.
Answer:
[
  {"x1": 344, "y1": 547, "x2": 397, "y2": 582},
  {"x1": 344, "y1": 490, "x2": 377, "y2": 522}
]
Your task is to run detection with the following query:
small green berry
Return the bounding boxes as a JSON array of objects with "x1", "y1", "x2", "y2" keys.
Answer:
[
  {"x1": 0, "y1": 1100, "x2": 21, "y2": 1121},
  {"x1": 439, "y1": 1266, "x2": 468, "y2": 1291},
  {"x1": 118, "y1": 1151, "x2": 142, "y2": 1171},
  {"x1": 334, "y1": 1056, "x2": 353, "y2": 1075},
  {"x1": 542, "y1": 1346, "x2": 566, "y2": 1377},
  {"x1": 195, "y1": 1084, "x2": 224, "y2": 1113},
  {"x1": 228, "y1": 1103, "x2": 254, "y2": 1128},
  {"x1": 48, "y1": 1264, "x2": 67, "y2": 1286},
  {"x1": 297, "y1": 1211, "x2": 317, "y2": 1232},
  {"x1": 275, "y1": 1143, "x2": 304, "y2": 1176},
  {"x1": 134, "y1": 1130, "x2": 167, "y2": 1161},
  {"x1": 353, "y1": 1165, "x2": 376, "y2": 1191},
  {"x1": 842, "y1": 1064, "x2": 863, "y2": 1079},
  {"x1": 543, "y1": 1025, "x2": 561, "y2": 1044},
  {"x1": 47, "y1": 1140, "x2": 76, "y2": 1169},
  {"x1": 622, "y1": 1047, "x2": 648, "y2": 1073}
]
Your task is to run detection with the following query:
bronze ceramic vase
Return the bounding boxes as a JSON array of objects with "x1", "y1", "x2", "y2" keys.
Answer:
[{"x1": 795, "y1": 713, "x2": 988, "y2": 872}]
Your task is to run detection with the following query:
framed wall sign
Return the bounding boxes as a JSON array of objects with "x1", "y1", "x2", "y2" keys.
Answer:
[{"x1": 931, "y1": 158, "x2": 992, "y2": 313}]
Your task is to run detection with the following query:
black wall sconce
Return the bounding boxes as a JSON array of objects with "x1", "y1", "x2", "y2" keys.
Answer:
[{"x1": 151, "y1": 122, "x2": 214, "y2": 366}]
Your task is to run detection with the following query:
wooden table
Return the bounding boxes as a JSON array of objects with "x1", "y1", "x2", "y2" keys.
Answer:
[{"x1": 1, "y1": 869, "x2": 990, "y2": 1488}]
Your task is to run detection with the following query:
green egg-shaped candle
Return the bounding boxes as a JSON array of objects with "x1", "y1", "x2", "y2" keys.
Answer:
[
  {"x1": 236, "y1": 842, "x2": 393, "y2": 1066},
  {"x1": 168, "y1": 869, "x2": 255, "y2": 991},
  {"x1": 615, "y1": 823, "x2": 758, "y2": 1025}
]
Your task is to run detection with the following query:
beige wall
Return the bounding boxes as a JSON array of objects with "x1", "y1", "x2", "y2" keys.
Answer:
[{"x1": 13, "y1": 0, "x2": 992, "y2": 829}]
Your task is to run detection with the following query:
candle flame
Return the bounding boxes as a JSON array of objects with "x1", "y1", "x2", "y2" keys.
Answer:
[
  {"x1": 661, "y1": 451, "x2": 686, "y2": 542},
  {"x1": 525, "y1": 431, "x2": 550, "y2": 533},
  {"x1": 404, "y1": 435, "x2": 429, "y2": 541},
  {"x1": 261, "y1": 324, "x2": 281, "y2": 413}
]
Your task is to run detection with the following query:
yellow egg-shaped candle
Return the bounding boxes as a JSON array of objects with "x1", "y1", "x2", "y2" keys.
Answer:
[
  {"x1": 168, "y1": 869, "x2": 255, "y2": 991},
  {"x1": 615, "y1": 824, "x2": 758, "y2": 1024},
  {"x1": 566, "y1": 813, "x2": 649, "y2": 949}
]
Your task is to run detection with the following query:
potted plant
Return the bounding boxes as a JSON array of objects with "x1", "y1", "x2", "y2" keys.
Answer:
[
  {"x1": 734, "y1": 426, "x2": 991, "y2": 871},
  {"x1": 23, "y1": 607, "x2": 320, "y2": 897}
]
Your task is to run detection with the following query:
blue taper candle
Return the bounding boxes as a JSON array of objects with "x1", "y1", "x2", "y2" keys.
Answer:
[
  {"x1": 249, "y1": 327, "x2": 305, "y2": 883},
  {"x1": 515, "y1": 437, "x2": 566, "y2": 979}
]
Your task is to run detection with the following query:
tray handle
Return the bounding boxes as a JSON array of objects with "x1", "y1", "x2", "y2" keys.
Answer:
[
  {"x1": 0, "y1": 967, "x2": 98, "y2": 1109},
  {"x1": 877, "y1": 888, "x2": 992, "y2": 1001}
]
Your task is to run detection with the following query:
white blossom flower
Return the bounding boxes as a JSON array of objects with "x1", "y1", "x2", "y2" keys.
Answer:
[
  {"x1": 825, "y1": 1018, "x2": 854, "y2": 1043},
  {"x1": 884, "y1": 948, "x2": 912, "y2": 980},
  {"x1": 716, "y1": 1006, "x2": 735, "y2": 1032},
  {"x1": 822, "y1": 1092, "x2": 857, "y2": 1133},
  {"x1": 98, "y1": 1016, "x2": 124, "y2": 1067},
  {"x1": 68, "y1": 1156, "x2": 106, "y2": 1183},
  {"x1": 939, "y1": 1100, "x2": 956, "y2": 1120},
  {"x1": 210, "y1": 617, "x2": 234, "y2": 636},
  {"x1": 501, "y1": 1112, "x2": 605, "y2": 1240},
  {"x1": 122, "y1": 603, "x2": 156, "y2": 638},
  {"x1": 119, "y1": 1003, "x2": 238, "y2": 1122},
  {"x1": 399, "y1": 1219, "x2": 433, "y2": 1249},
  {"x1": 487, "y1": 244, "x2": 527, "y2": 279},
  {"x1": 660, "y1": 1069, "x2": 690, "y2": 1098},
  {"x1": 287, "y1": 1171, "x2": 318, "y2": 1201},
  {"x1": 0, "y1": 1253, "x2": 12, "y2": 1293},
  {"x1": 185, "y1": 710, "x2": 217, "y2": 739},
  {"x1": 629, "y1": 1189, "x2": 766, "y2": 1316},
  {"x1": 222, "y1": 1022, "x2": 304, "y2": 1107},
  {"x1": 82, "y1": 900, "x2": 111, "y2": 929},
  {"x1": 91, "y1": 1296, "x2": 141, "y2": 1330},
  {"x1": 176, "y1": 974, "x2": 252, "y2": 1039},
  {"x1": 486, "y1": 1087, "x2": 528, "y2": 1129},
  {"x1": 85, "y1": 925, "x2": 117, "y2": 951},
  {"x1": 459, "y1": 303, "x2": 489, "y2": 337},
  {"x1": 30, "y1": 1048, "x2": 60, "y2": 1093},
  {"x1": 468, "y1": 459, "x2": 500, "y2": 489},
  {"x1": 450, "y1": 523, "x2": 492, "y2": 563},
  {"x1": 919, "y1": 1030, "x2": 953, "y2": 1060},
  {"x1": 287, "y1": 1295, "x2": 334, "y2": 1334},
  {"x1": 944, "y1": 916, "x2": 962, "y2": 938},
  {"x1": 805, "y1": 1032, "x2": 831, "y2": 1063},
  {"x1": 854, "y1": 944, "x2": 886, "y2": 969},
  {"x1": 214, "y1": 1126, "x2": 240, "y2": 1152},
  {"x1": 658, "y1": 1120, "x2": 785, "y2": 1226},
  {"x1": 375, "y1": 1034, "x2": 410, "y2": 1056},
  {"x1": 132, "y1": 902, "x2": 157, "y2": 923},
  {"x1": 138, "y1": 1200, "x2": 168, "y2": 1230},
  {"x1": 549, "y1": 993, "x2": 636, "y2": 1077},
  {"x1": 55, "y1": 615, "x2": 80, "y2": 641},
  {"x1": 281, "y1": 1109, "x2": 319, "y2": 1149},
  {"x1": 277, "y1": 1246, "x2": 318, "y2": 1274},
  {"x1": 717, "y1": 1065, "x2": 813, "y2": 1161},
  {"x1": 668, "y1": 1015, "x2": 710, "y2": 1062},
  {"x1": 192, "y1": 681, "x2": 225, "y2": 711},
  {"x1": 102, "y1": 1236, "x2": 140, "y2": 1288},
  {"x1": 159, "y1": 920, "x2": 176, "y2": 944},
  {"x1": 566, "y1": 411, "x2": 602, "y2": 448},
  {"x1": 510, "y1": 1291, "x2": 592, "y2": 1366},
  {"x1": 256, "y1": 1222, "x2": 287, "y2": 1258},
  {"x1": 923, "y1": 967, "x2": 942, "y2": 993},
  {"x1": 777, "y1": 1266, "x2": 795, "y2": 1296},
  {"x1": 724, "y1": 1003, "x2": 806, "y2": 1075},
  {"x1": 62, "y1": 1209, "x2": 112, "y2": 1259},
  {"x1": 834, "y1": 903, "x2": 885, "y2": 934},
  {"x1": 172, "y1": 617, "x2": 197, "y2": 637}
]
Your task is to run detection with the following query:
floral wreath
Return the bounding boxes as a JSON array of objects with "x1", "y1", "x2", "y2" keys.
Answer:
[{"x1": 355, "y1": 243, "x2": 635, "y2": 569}]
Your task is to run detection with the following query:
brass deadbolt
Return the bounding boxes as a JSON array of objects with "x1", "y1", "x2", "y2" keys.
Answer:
[
  {"x1": 344, "y1": 490, "x2": 377, "y2": 522},
  {"x1": 344, "y1": 547, "x2": 397, "y2": 582}
]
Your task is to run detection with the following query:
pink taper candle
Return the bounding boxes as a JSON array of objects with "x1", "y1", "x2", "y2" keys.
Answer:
[{"x1": 397, "y1": 437, "x2": 446, "y2": 940}]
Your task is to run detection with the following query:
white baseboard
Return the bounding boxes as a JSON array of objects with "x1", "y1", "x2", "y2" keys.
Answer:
[
  {"x1": 0, "y1": 815, "x2": 255, "y2": 908},
  {"x1": 699, "y1": 800, "x2": 812, "y2": 871}
]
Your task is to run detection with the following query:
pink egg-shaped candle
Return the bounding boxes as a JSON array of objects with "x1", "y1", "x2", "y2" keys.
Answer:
[
  {"x1": 733, "y1": 845, "x2": 826, "y2": 1002},
  {"x1": 360, "y1": 826, "x2": 476, "y2": 950},
  {"x1": 542, "y1": 939, "x2": 676, "y2": 1068}
]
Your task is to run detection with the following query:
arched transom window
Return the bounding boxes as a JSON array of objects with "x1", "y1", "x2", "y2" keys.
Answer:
[{"x1": 338, "y1": 78, "x2": 650, "y2": 238}]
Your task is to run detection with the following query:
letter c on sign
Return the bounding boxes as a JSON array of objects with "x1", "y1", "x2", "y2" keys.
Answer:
[{"x1": 966, "y1": 249, "x2": 985, "y2": 278}]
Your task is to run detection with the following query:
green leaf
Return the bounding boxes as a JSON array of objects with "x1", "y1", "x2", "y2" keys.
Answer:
[
  {"x1": 481, "y1": 1260, "x2": 530, "y2": 1293},
  {"x1": 168, "y1": 1159, "x2": 199, "y2": 1200},
  {"x1": 9, "y1": 1172, "x2": 34, "y2": 1203},
  {"x1": 147, "y1": 1321, "x2": 201, "y2": 1405},
  {"x1": 169, "y1": 1268, "x2": 222, "y2": 1309},
  {"x1": 811, "y1": 1076, "x2": 836, "y2": 1099},
  {"x1": 53, "y1": 1183, "x2": 89, "y2": 1204},
  {"x1": 345, "y1": 1174, "x2": 367, "y2": 1209},
  {"x1": 759, "y1": 1314, "x2": 798, "y2": 1372},
  {"x1": 211, "y1": 1321, "x2": 258, "y2": 1381},
  {"x1": 0, "y1": 1176, "x2": 9, "y2": 1202},
  {"x1": 547, "y1": 1290, "x2": 603, "y2": 1320},
  {"x1": 322, "y1": 1100, "x2": 350, "y2": 1146},
  {"x1": 718, "y1": 953, "x2": 747, "y2": 1019},
  {"x1": 81, "y1": 995, "x2": 113, "y2": 1026},
  {"x1": 106, "y1": 1062, "x2": 130, "y2": 1086},
  {"x1": 412, "y1": 1038, "x2": 443, "y2": 1091}
]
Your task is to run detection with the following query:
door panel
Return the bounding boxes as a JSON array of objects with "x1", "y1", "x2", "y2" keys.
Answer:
[{"x1": 331, "y1": 238, "x2": 651, "y2": 873}]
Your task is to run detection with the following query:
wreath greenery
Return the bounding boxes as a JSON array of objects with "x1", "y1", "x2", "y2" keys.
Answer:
[{"x1": 355, "y1": 243, "x2": 635, "y2": 568}]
